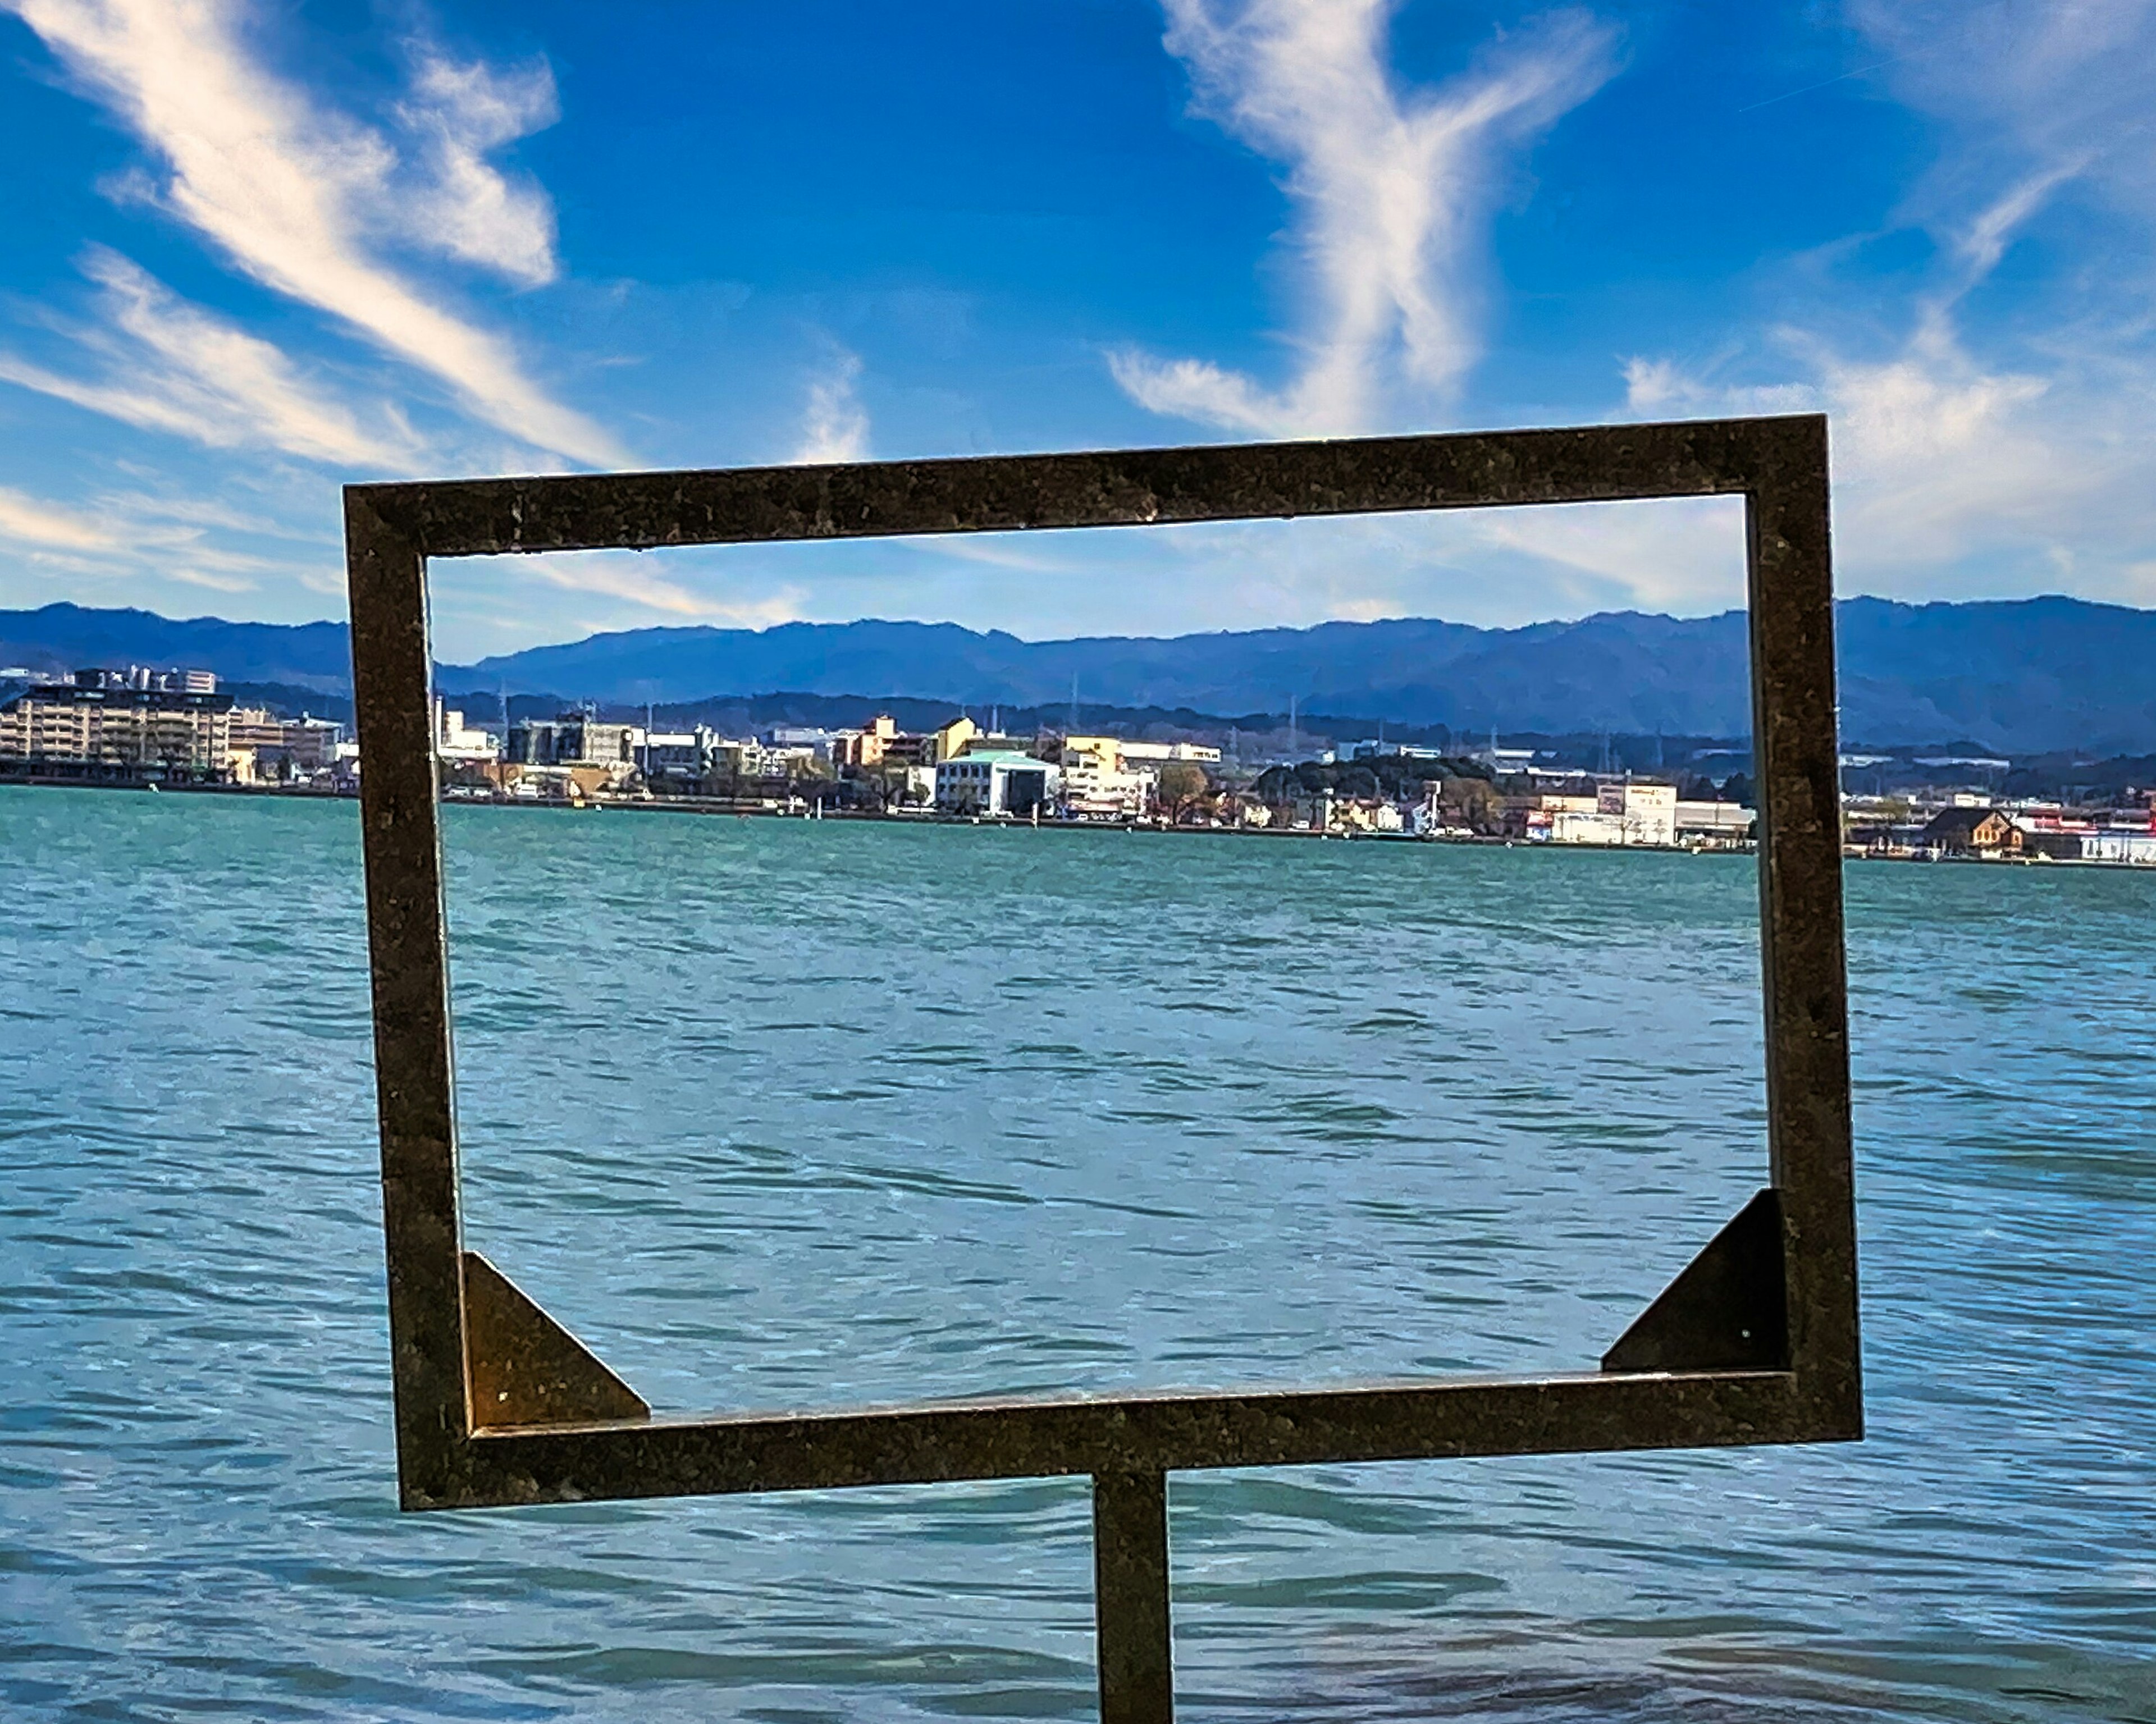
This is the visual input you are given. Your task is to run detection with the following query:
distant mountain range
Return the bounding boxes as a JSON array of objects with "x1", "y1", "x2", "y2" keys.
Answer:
[{"x1": 4, "y1": 596, "x2": 2154, "y2": 755}]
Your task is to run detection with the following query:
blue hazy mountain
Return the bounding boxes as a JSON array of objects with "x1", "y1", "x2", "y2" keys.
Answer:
[
  {"x1": 0, "y1": 603, "x2": 355, "y2": 692},
  {"x1": 5, "y1": 596, "x2": 2154, "y2": 753}
]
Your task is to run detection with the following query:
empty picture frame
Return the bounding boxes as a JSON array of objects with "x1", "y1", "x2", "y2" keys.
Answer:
[{"x1": 345, "y1": 415, "x2": 1860, "y2": 1723}]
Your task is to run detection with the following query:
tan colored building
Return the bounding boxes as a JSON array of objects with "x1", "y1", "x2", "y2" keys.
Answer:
[
  {"x1": 930, "y1": 715, "x2": 979, "y2": 763},
  {"x1": 1061, "y1": 735, "x2": 1156, "y2": 818},
  {"x1": 227, "y1": 707, "x2": 344, "y2": 778},
  {"x1": 830, "y1": 714, "x2": 900, "y2": 769},
  {"x1": 228, "y1": 707, "x2": 288, "y2": 753},
  {"x1": 1920, "y1": 806, "x2": 2021, "y2": 856}
]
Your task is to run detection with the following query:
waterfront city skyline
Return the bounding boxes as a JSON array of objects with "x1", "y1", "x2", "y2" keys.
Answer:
[{"x1": 2, "y1": 2, "x2": 2154, "y2": 657}]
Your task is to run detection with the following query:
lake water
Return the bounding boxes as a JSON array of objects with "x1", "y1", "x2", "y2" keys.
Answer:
[{"x1": 3, "y1": 785, "x2": 2150, "y2": 1722}]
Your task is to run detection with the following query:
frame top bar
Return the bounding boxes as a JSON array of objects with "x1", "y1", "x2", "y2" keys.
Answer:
[{"x1": 346, "y1": 414, "x2": 1825, "y2": 560}]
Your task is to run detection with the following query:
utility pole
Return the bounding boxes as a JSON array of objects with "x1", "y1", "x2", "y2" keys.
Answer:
[{"x1": 1289, "y1": 694, "x2": 1298, "y2": 763}]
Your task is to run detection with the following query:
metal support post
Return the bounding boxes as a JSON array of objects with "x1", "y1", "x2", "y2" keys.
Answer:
[{"x1": 1093, "y1": 1469, "x2": 1173, "y2": 1724}]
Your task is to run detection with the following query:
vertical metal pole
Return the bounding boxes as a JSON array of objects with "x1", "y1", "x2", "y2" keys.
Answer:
[{"x1": 1092, "y1": 1470, "x2": 1172, "y2": 1724}]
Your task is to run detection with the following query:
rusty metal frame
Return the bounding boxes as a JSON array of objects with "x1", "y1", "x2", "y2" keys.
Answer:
[{"x1": 345, "y1": 415, "x2": 1859, "y2": 1724}]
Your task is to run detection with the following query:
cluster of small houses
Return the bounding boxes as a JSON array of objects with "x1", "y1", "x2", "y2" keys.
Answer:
[
  {"x1": 1853, "y1": 801, "x2": 2156, "y2": 866},
  {"x1": 7, "y1": 668, "x2": 2153, "y2": 862}
]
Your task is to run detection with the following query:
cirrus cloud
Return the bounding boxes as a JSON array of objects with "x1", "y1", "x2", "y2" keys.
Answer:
[
  {"x1": 1112, "y1": 0, "x2": 1619, "y2": 437},
  {"x1": 0, "y1": 248, "x2": 418, "y2": 467},
  {"x1": 4, "y1": 0, "x2": 623, "y2": 467}
]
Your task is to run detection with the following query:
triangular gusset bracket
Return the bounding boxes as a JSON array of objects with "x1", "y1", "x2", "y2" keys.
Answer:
[
  {"x1": 1601, "y1": 1188, "x2": 1788, "y2": 1374},
  {"x1": 463, "y1": 1251, "x2": 651, "y2": 1430}
]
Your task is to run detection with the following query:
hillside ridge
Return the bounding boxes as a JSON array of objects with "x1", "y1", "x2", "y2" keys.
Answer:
[{"x1": 4, "y1": 596, "x2": 2152, "y2": 754}]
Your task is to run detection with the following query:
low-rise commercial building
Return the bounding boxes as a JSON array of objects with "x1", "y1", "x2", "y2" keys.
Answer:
[
  {"x1": 1511, "y1": 780, "x2": 1680, "y2": 846},
  {"x1": 1674, "y1": 799, "x2": 1755, "y2": 845},
  {"x1": 2082, "y1": 823, "x2": 2156, "y2": 865},
  {"x1": 1119, "y1": 740, "x2": 1223, "y2": 765},
  {"x1": 934, "y1": 749, "x2": 1058, "y2": 816}
]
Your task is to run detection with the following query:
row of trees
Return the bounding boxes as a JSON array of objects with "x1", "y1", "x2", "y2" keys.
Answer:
[{"x1": 1249, "y1": 754, "x2": 1493, "y2": 804}]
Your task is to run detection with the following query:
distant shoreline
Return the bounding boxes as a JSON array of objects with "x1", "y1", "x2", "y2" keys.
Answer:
[{"x1": 10, "y1": 771, "x2": 2156, "y2": 873}]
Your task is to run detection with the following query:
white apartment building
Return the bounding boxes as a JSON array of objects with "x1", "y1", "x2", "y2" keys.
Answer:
[{"x1": 432, "y1": 700, "x2": 500, "y2": 766}]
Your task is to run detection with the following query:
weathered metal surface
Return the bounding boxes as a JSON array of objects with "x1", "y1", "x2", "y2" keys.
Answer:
[
  {"x1": 1601, "y1": 1189, "x2": 1788, "y2": 1374},
  {"x1": 1093, "y1": 1471, "x2": 1172, "y2": 1724},
  {"x1": 344, "y1": 414, "x2": 1862, "y2": 1722},
  {"x1": 346, "y1": 491, "x2": 467, "y2": 1512},
  {"x1": 463, "y1": 1253, "x2": 650, "y2": 1430},
  {"x1": 345, "y1": 419, "x2": 1826, "y2": 560},
  {"x1": 459, "y1": 1366, "x2": 1805, "y2": 1504}
]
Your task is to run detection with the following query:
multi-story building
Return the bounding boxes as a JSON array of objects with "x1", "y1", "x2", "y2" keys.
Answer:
[
  {"x1": 637, "y1": 726, "x2": 721, "y2": 779},
  {"x1": 1595, "y1": 780, "x2": 1677, "y2": 846},
  {"x1": 0, "y1": 669, "x2": 232, "y2": 775},
  {"x1": 506, "y1": 715, "x2": 635, "y2": 768},
  {"x1": 830, "y1": 715, "x2": 900, "y2": 769},
  {"x1": 1058, "y1": 735, "x2": 1157, "y2": 818},
  {"x1": 226, "y1": 708, "x2": 346, "y2": 779},
  {"x1": 433, "y1": 701, "x2": 499, "y2": 767}
]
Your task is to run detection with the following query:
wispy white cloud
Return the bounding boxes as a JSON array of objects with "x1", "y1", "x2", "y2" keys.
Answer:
[
  {"x1": 93, "y1": 487, "x2": 340, "y2": 543},
  {"x1": 415, "y1": 552, "x2": 814, "y2": 653},
  {"x1": 5, "y1": 0, "x2": 623, "y2": 465},
  {"x1": 1468, "y1": 496, "x2": 1747, "y2": 615},
  {"x1": 530, "y1": 555, "x2": 720, "y2": 619},
  {"x1": 1610, "y1": 5, "x2": 2156, "y2": 609},
  {"x1": 1848, "y1": 0, "x2": 2156, "y2": 225},
  {"x1": 0, "y1": 473, "x2": 353, "y2": 609},
  {"x1": 791, "y1": 349, "x2": 871, "y2": 463},
  {"x1": 1112, "y1": 0, "x2": 1618, "y2": 436},
  {"x1": 166, "y1": 565, "x2": 257, "y2": 593},
  {"x1": 0, "y1": 249, "x2": 416, "y2": 465},
  {"x1": 506, "y1": 551, "x2": 812, "y2": 626},
  {"x1": 392, "y1": 49, "x2": 561, "y2": 288},
  {"x1": 0, "y1": 484, "x2": 122, "y2": 551},
  {"x1": 1620, "y1": 310, "x2": 2146, "y2": 597}
]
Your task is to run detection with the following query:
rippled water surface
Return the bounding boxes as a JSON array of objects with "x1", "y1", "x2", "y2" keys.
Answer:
[{"x1": 3, "y1": 786, "x2": 2150, "y2": 1722}]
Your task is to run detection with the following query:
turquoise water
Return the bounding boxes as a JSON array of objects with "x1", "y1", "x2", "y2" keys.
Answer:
[{"x1": 2, "y1": 785, "x2": 2150, "y2": 1721}]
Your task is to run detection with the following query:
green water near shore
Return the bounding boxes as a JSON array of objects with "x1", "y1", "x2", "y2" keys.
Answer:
[{"x1": 2, "y1": 786, "x2": 2150, "y2": 1721}]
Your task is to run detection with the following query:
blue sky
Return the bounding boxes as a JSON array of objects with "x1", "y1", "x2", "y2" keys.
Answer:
[{"x1": 1, "y1": 0, "x2": 2150, "y2": 657}]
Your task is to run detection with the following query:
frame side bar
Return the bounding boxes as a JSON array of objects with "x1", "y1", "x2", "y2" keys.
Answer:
[
  {"x1": 346, "y1": 488, "x2": 471, "y2": 1506},
  {"x1": 1743, "y1": 417, "x2": 1861, "y2": 1436}
]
